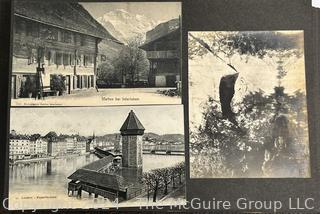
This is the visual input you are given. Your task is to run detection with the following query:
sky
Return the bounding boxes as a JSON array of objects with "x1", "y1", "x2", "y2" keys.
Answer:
[
  {"x1": 10, "y1": 105, "x2": 184, "y2": 136},
  {"x1": 312, "y1": 0, "x2": 320, "y2": 8},
  {"x1": 80, "y1": 2, "x2": 181, "y2": 22}
]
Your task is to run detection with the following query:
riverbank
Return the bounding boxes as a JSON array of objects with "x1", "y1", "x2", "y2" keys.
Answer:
[{"x1": 10, "y1": 152, "x2": 91, "y2": 165}]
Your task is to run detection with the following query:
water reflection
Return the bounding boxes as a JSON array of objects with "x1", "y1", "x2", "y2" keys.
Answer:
[{"x1": 9, "y1": 154, "x2": 184, "y2": 209}]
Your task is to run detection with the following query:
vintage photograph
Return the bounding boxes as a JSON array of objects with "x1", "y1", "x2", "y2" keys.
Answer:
[
  {"x1": 9, "y1": 105, "x2": 185, "y2": 210},
  {"x1": 188, "y1": 31, "x2": 310, "y2": 178},
  {"x1": 11, "y1": 1, "x2": 181, "y2": 106}
]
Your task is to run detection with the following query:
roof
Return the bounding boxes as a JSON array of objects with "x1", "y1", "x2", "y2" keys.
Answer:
[
  {"x1": 68, "y1": 169, "x2": 127, "y2": 191},
  {"x1": 140, "y1": 18, "x2": 180, "y2": 50},
  {"x1": 120, "y1": 110, "x2": 145, "y2": 135},
  {"x1": 10, "y1": 135, "x2": 30, "y2": 140},
  {"x1": 82, "y1": 156, "x2": 114, "y2": 171},
  {"x1": 14, "y1": 1, "x2": 119, "y2": 42}
]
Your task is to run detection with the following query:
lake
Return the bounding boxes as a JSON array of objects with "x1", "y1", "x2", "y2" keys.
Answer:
[{"x1": 9, "y1": 153, "x2": 184, "y2": 210}]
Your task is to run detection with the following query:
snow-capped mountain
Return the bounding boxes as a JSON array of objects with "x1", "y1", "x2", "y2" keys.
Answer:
[{"x1": 97, "y1": 9, "x2": 159, "y2": 43}]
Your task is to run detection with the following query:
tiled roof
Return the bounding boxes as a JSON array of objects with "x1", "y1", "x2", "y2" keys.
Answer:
[
  {"x1": 68, "y1": 168, "x2": 127, "y2": 191},
  {"x1": 14, "y1": 1, "x2": 119, "y2": 41},
  {"x1": 82, "y1": 156, "x2": 114, "y2": 171},
  {"x1": 120, "y1": 110, "x2": 145, "y2": 132}
]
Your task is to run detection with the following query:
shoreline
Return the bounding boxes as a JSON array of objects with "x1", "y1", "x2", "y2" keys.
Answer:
[{"x1": 10, "y1": 152, "x2": 91, "y2": 165}]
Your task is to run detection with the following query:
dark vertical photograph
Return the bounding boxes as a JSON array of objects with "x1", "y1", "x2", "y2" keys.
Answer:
[
  {"x1": 9, "y1": 105, "x2": 185, "y2": 210},
  {"x1": 11, "y1": 1, "x2": 181, "y2": 106},
  {"x1": 188, "y1": 31, "x2": 310, "y2": 178}
]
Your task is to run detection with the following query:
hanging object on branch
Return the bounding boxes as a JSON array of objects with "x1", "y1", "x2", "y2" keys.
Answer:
[{"x1": 190, "y1": 33, "x2": 239, "y2": 121}]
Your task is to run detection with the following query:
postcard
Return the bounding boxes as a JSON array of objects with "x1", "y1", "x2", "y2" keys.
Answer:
[
  {"x1": 10, "y1": 1, "x2": 182, "y2": 106},
  {"x1": 188, "y1": 31, "x2": 310, "y2": 178},
  {"x1": 9, "y1": 105, "x2": 185, "y2": 210}
]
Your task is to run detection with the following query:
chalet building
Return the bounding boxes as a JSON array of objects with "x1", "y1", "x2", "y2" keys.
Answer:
[
  {"x1": 68, "y1": 110, "x2": 145, "y2": 201},
  {"x1": 11, "y1": 1, "x2": 118, "y2": 99},
  {"x1": 140, "y1": 18, "x2": 181, "y2": 87}
]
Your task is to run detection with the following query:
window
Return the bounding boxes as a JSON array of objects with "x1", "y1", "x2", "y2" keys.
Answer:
[
  {"x1": 64, "y1": 32, "x2": 72, "y2": 43},
  {"x1": 70, "y1": 53, "x2": 75, "y2": 66},
  {"x1": 57, "y1": 31, "x2": 62, "y2": 42},
  {"x1": 82, "y1": 55, "x2": 86, "y2": 67},
  {"x1": 45, "y1": 50, "x2": 52, "y2": 65},
  {"x1": 47, "y1": 27, "x2": 58, "y2": 41},
  {"x1": 55, "y1": 52, "x2": 62, "y2": 65},
  {"x1": 63, "y1": 53, "x2": 70, "y2": 66},
  {"x1": 76, "y1": 55, "x2": 82, "y2": 66},
  {"x1": 28, "y1": 49, "x2": 37, "y2": 65}
]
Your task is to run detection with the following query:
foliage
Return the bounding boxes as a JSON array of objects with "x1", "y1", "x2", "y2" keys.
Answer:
[
  {"x1": 22, "y1": 76, "x2": 37, "y2": 97},
  {"x1": 190, "y1": 89, "x2": 308, "y2": 178},
  {"x1": 98, "y1": 35, "x2": 149, "y2": 85},
  {"x1": 97, "y1": 61, "x2": 120, "y2": 83},
  {"x1": 188, "y1": 31, "x2": 303, "y2": 61},
  {"x1": 141, "y1": 162, "x2": 185, "y2": 202},
  {"x1": 50, "y1": 74, "x2": 66, "y2": 95}
]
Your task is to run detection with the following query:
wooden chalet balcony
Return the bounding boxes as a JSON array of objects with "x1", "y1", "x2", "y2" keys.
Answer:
[{"x1": 146, "y1": 50, "x2": 179, "y2": 59}]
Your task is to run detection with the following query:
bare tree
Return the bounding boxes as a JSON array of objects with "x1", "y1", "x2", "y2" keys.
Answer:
[
  {"x1": 175, "y1": 162, "x2": 185, "y2": 184},
  {"x1": 141, "y1": 169, "x2": 163, "y2": 202},
  {"x1": 159, "y1": 167, "x2": 171, "y2": 195}
]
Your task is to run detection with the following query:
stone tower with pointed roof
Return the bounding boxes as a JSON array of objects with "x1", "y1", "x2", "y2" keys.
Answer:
[{"x1": 120, "y1": 110, "x2": 145, "y2": 168}]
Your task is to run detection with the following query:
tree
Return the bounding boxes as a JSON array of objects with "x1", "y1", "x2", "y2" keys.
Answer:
[
  {"x1": 50, "y1": 74, "x2": 66, "y2": 95},
  {"x1": 190, "y1": 89, "x2": 308, "y2": 178},
  {"x1": 97, "y1": 61, "x2": 121, "y2": 84},
  {"x1": 141, "y1": 169, "x2": 163, "y2": 202},
  {"x1": 113, "y1": 35, "x2": 149, "y2": 86},
  {"x1": 188, "y1": 31, "x2": 303, "y2": 122},
  {"x1": 23, "y1": 76, "x2": 37, "y2": 98},
  {"x1": 159, "y1": 168, "x2": 171, "y2": 195},
  {"x1": 175, "y1": 162, "x2": 185, "y2": 184}
]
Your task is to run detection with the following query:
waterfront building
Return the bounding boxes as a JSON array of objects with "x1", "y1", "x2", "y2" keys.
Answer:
[
  {"x1": 11, "y1": 1, "x2": 118, "y2": 99},
  {"x1": 65, "y1": 137, "x2": 76, "y2": 154},
  {"x1": 139, "y1": 18, "x2": 181, "y2": 87},
  {"x1": 39, "y1": 138, "x2": 48, "y2": 157},
  {"x1": 9, "y1": 136, "x2": 31, "y2": 160},
  {"x1": 75, "y1": 137, "x2": 87, "y2": 155}
]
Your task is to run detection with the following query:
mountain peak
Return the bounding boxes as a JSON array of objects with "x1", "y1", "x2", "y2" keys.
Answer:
[{"x1": 97, "y1": 10, "x2": 158, "y2": 43}]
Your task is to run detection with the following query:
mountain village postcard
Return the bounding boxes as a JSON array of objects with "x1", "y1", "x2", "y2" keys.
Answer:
[
  {"x1": 188, "y1": 31, "x2": 310, "y2": 178},
  {"x1": 10, "y1": 1, "x2": 182, "y2": 106}
]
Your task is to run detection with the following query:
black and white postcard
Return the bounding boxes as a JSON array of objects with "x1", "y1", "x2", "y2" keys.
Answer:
[
  {"x1": 9, "y1": 105, "x2": 185, "y2": 209},
  {"x1": 10, "y1": 1, "x2": 181, "y2": 106},
  {"x1": 188, "y1": 31, "x2": 310, "y2": 178}
]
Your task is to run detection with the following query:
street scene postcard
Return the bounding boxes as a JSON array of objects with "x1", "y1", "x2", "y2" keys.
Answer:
[
  {"x1": 10, "y1": 1, "x2": 182, "y2": 106},
  {"x1": 9, "y1": 105, "x2": 185, "y2": 210}
]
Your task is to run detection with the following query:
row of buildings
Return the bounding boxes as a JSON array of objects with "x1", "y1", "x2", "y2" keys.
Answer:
[
  {"x1": 9, "y1": 131, "x2": 94, "y2": 161},
  {"x1": 11, "y1": 2, "x2": 181, "y2": 99}
]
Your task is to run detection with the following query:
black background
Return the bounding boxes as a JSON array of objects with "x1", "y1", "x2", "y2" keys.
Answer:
[{"x1": 0, "y1": 0, "x2": 319, "y2": 213}]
